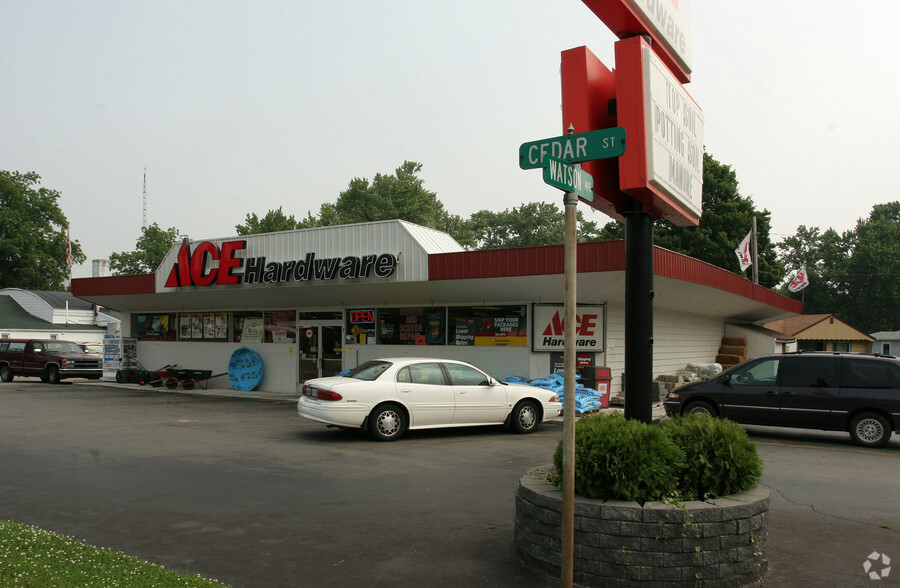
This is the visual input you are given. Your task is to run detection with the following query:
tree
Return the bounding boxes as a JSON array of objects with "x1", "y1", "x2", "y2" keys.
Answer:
[
  {"x1": 594, "y1": 152, "x2": 785, "y2": 288},
  {"x1": 109, "y1": 223, "x2": 184, "y2": 275},
  {"x1": 235, "y1": 206, "x2": 304, "y2": 236},
  {"x1": 298, "y1": 160, "x2": 474, "y2": 247},
  {"x1": 0, "y1": 170, "x2": 85, "y2": 290},
  {"x1": 776, "y1": 225, "x2": 850, "y2": 316},
  {"x1": 840, "y1": 202, "x2": 900, "y2": 332},
  {"x1": 469, "y1": 202, "x2": 604, "y2": 249},
  {"x1": 777, "y1": 202, "x2": 900, "y2": 333}
]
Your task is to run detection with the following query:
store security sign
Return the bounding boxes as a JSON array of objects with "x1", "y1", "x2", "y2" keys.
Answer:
[
  {"x1": 164, "y1": 239, "x2": 398, "y2": 288},
  {"x1": 533, "y1": 304, "x2": 604, "y2": 352}
]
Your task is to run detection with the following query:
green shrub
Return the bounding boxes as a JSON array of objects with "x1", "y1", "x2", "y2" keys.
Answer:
[
  {"x1": 660, "y1": 415, "x2": 763, "y2": 501},
  {"x1": 552, "y1": 413, "x2": 684, "y2": 503}
]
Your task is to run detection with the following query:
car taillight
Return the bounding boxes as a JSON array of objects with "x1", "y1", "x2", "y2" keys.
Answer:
[
  {"x1": 303, "y1": 385, "x2": 342, "y2": 401},
  {"x1": 317, "y1": 390, "x2": 342, "y2": 401}
]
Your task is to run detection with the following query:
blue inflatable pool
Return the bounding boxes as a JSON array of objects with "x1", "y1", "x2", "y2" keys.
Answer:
[{"x1": 228, "y1": 347, "x2": 264, "y2": 391}]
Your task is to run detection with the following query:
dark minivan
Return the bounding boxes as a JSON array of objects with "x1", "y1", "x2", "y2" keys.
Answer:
[{"x1": 663, "y1": 352, "x2": 900, "y2": 447}]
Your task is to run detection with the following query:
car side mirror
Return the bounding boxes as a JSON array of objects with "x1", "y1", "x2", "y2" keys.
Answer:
[{"x1": 722, "y1": 374, "x2": 732, "y2": 386}]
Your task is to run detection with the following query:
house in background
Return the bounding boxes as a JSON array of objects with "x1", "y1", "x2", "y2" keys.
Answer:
[
  {"x1": 764, "y1": 314, "x2": 874, "y2": 353},
  {"x1": 870, "y1": 331, "x2": 900, "y2": 356},
  {"x1": 0, "y1": 288, "x2": 120, "y2": 349}
]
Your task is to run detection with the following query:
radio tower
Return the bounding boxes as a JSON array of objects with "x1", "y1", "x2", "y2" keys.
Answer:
[{"x1": 142, "y1": 166, "x2": 148, "y2": 229}]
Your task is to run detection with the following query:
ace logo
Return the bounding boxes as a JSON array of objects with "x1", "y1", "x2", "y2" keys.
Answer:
[
  {"x1": 533, "y1": 305, "x2": 604, "y2": 352},
  {"x1": 164, "y1": 239, "x2": 246, "y2": 288}
]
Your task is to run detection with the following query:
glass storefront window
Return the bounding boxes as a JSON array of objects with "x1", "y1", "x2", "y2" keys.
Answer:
[
  {"x1": 347, "y1": 309, "x2": 376, "y2": 345},
  {"x1": 233, "y1": 311, "x2": 264, "y2": 343},
  {"x1": 178, "y1": 312, "x2": 229, "y2": 341},
  {"x1": 448, "y1": 305, "x2": 527, "y2": 346},
  {"x1": 378, "y1": 307, "x2": 445, "y2": 345},
  {"x1": 265, "y1": 310, "x2": 296, "y2": 343},
  {"x1": 135, "y1": 313, "x2": 178, "y2": 341}
]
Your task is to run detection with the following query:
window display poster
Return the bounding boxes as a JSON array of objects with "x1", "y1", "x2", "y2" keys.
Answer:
[
  {"x1": 241, "y1": 318, "x2": 264, "y2": 343},
  {"x1": 203, "y1": 313, "x2": 215, "y2": 339},
  {"x1": 191, "y1": 314, "x2": 202, "y2": 339},
  {"x1": 399, "y1": 307, "x2": 424, "y2": 344},
  {"x1": 180, "y1": 315, "x2": 192, "y2": 339},
  {"x1": 455, "y1": 316, "x2": 526, "y2": 346},
  {"x1": 215, "y1": 313, "x2": 228, "y2": 339}
]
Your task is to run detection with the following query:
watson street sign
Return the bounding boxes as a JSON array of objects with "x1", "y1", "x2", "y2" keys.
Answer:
[
  {"x1": 543, "y1": 157, "x2": 594, "y2": 201},
  {"x1": 519, "y1": 127, "x2": 626, "y2": 170}
]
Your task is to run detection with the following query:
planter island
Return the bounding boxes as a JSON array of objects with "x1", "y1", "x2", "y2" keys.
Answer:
[{"x1": 514, "y1": 467, "x2": 769, "y2": 587}]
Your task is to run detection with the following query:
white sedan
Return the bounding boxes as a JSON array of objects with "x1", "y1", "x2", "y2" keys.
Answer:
[{"x1": 297, "y1": 358, "x2": 561, "y2": 441}]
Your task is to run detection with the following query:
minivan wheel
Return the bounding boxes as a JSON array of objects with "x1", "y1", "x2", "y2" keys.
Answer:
[
  {"x1": 684, "y1": 400, "x2": 717, "y2": 417},
  {"x1": 849, "y1": 413, "x2": 891, "y2": 448}
]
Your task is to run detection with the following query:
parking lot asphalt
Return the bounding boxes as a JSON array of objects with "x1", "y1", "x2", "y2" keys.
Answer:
[{"x1": 20, "y1": 380, "x2": 894, "y2": 586}]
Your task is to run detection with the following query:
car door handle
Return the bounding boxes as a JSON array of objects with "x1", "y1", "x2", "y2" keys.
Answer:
[
  {"x1": 399, "y1": 388, "x2": 411, "y2": 394},
  {"x1": 765, "y1": 391, "x2": 779, "y2": 396},
  {"x1": 782, "y1": 391, "x2": 796, "y2": 397}
]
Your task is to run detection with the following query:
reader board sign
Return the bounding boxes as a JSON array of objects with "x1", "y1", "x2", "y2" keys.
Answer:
[
  {"x1": 579, "y1": 0, "x2": 693, "y2": 83},
  {"x1": 616, "y1": 36, "x2": 704, "y2": 226},
  {"x1": 533, "y1": 304, "x2": 604, "y2": 352}
]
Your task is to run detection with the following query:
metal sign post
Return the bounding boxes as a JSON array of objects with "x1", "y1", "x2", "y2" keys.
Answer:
[{"x1": 561, "y1": 188, "x2": 578, "y2": 587}]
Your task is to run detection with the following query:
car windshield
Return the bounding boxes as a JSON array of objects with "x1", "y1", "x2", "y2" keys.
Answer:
[
  {"x1": 44, "y1": 342, "x2": 87, "y2": 355},
  {"x1": 343, "y1": 361, "x2": 392, "y2": 381}
]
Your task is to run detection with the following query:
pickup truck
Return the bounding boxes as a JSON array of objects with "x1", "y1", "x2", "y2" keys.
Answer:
[{"x1": 0, "y1": 339, "x2": 103, "y2": 384}]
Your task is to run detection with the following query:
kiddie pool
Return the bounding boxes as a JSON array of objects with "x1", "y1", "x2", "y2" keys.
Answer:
[{"x1": 228, "y1": 347, "x2": 264, "y2": 391}]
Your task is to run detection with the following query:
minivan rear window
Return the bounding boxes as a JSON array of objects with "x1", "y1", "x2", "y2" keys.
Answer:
[{"x1": 842, "y1": 358, "x2": 900, "y2": 389}]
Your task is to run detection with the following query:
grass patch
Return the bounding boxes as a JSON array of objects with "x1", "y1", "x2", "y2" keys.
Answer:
[{"x1": 0, "y1": 519, "x2": 228, "y2": 587}]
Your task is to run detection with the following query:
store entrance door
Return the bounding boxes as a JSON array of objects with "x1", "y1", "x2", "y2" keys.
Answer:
[{"x1": 298, "y1": 323, "x2": 344, "y2": 382}]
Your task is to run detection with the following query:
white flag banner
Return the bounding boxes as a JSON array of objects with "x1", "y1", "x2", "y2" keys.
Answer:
[
  {"x1": 788, "y1": 266, "x2": 810, "y2": 293},
  {"x1": 735, "y1": 230, "x2": 752, "y2": 272}
]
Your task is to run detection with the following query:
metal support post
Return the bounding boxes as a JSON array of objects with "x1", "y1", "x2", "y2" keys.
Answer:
[{"x1": 624, "y1": 198, "x2": 653, "y2": 424}]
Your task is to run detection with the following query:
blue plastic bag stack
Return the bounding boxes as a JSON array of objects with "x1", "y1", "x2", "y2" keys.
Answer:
[{"x1": 505, "y1": 373, "x2": 606, "y2": 414}]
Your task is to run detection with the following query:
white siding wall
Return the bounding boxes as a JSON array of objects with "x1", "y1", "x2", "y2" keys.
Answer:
[
  {"x1": 135, "y1": 341, "x2": 296, "y2": 392},
  {"x1": 603, "y1": 303, "x2": 723, "y2": 396},
  {"x1": 724, "y1": 324, "x2": 779, "y2": 358},
  {"x1": 0, "y1": 329, "x2": 109, "y2": 347}
]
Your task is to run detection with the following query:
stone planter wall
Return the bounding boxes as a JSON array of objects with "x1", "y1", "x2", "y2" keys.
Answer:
[{"x1": 514, "y1": 468, "x2": 769, "y2": 587}]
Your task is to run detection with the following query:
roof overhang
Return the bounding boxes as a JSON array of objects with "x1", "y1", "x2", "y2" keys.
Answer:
[{"x1": 72, "y1": 240, "x2": 801, "y2": 325}]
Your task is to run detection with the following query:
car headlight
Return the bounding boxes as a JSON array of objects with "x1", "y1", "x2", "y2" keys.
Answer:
[{"x1": 665, "y1": 392, "x2": 680, "y2": 400}]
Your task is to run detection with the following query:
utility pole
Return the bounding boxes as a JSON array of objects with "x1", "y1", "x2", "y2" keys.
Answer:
[{"x1": 142, "y1": 166, "x2": 148, "y2": 230}]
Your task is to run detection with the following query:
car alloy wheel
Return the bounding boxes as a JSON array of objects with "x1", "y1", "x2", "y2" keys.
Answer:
[
  {"x1": 369, "y1": 403, "x2": 407, "y2": 441},
  {"x1": 512, "y1": 400, "x2": 539, "y2": 434},
  {"x1": 850, "y1": 413, "x2": 890, "y2": 448}
]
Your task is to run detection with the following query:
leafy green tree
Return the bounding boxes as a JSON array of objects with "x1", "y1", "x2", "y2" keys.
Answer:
[
  {"x1": 469, "y1": 202, "x2": 604, "y2": 249},
  {"x1": 109, "y1": 223, "x2": 184, "y2": 275},
  {"x1": 594, "y1": 152, "x2": 784, "y2": 287},
  {"x1": 309, "y1": 160, "x2": 474, "y2": 246},
  {"x1": 0, "y1": 170, "x2": 85, "y2": 289},
  {"x1": 235, "y1": 206, "x2": 304, "y2": 236},
  {"x1": 841, "y1": 202, "x2": 900, "y2": 332}
]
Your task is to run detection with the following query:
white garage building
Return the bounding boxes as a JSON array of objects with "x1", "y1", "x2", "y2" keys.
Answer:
[{"x1": 72, "y1": 220, "x2": 801, "y2": 395}]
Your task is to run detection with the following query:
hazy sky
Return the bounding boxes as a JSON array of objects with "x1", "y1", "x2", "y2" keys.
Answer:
[{"x1": 3, "y1": 1, "x2": 897, "y2": 279}]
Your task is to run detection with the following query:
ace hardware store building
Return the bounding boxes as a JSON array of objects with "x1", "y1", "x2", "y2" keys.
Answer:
[{"x1": 71, "y1": 220, "x2": 801, "y2": 396}]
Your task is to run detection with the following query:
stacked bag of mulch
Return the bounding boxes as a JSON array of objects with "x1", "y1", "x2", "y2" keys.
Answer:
[{"x1": 505, "y1": 373, "x2": 606, "y2": 414}]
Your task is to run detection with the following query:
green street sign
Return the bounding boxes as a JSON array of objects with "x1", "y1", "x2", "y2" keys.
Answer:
[
  {"x1": 519, "y1": 127, "x2": 626, "y2": 170},
  {"x1": 543, "y1": 156, "x2": 594, "y2": 201}
]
